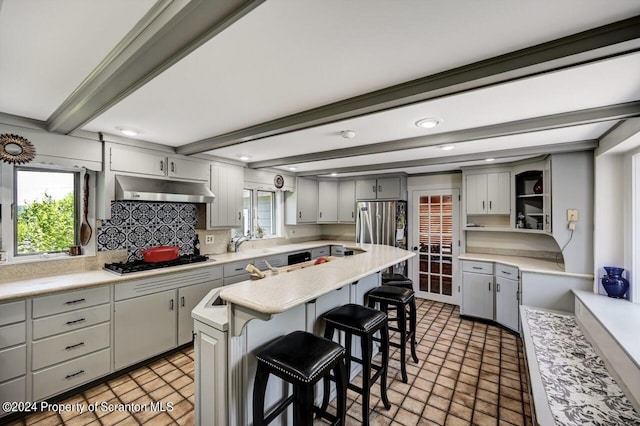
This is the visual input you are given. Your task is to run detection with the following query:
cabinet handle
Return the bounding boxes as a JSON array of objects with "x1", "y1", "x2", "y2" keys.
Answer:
[
  {"x1": 160, "y1": 160, "x2": 164, "y2": 171},
  {"x1": 488, "y1": 282, "x2": 491, "y2": 291},
  {"x1": 170, "y1": 299, "x2": 174, "y2": 311},
  {"x1": 181, "y1": 296, "x2": 185, "y2": 307},
  {"x1": 482, "y1": 201, "x2": 485, "y2": 211},
  {"x1": 65, "y1": 298, "x2": 86, "y2": 305},
  {"x1": 472, "y1": 266, "x2": 483, "y2": 270},
  {"x1": 373, "y1": 185, "x2": 377, "y2": 193},
  {"x1": 378, "y1": 185, "x2": 382, "y2": 193},
  {"x1": 65, "y1": 370, "x2": 85, "y2": 380},
  {"x1": 489, "y1": 201, "x2": 492, "y2": 210},
  {"x1": 319, "y1": 211, "x2": 322, "y2": 218},
  {"x1": 65, "y1": 318, "x2": 86, "y2": 325},
  {"x1": 496, "y1": 283, "x2": 501, "y2": 292},
  {"x1": 238, "y1": 212, "x2": 241, "y2": 220},
  {"x1": 351, "y1": 211, "x2": 354, "y2": 218},
  {"x1": 545, "y1": 215, "x2": 549, "y2": 225},
  {"x1": 501, "y1": 270, "x2": 511, "y2": 275},
  {"x1": 170, "y1": 161, "x2": 175, "y2": 173},
  {"x1": 298, "y1": 211, "x2": 302, "y2": 219},
  {"x1": 65, "y1": 342, "x2": 85, "y2": 351}
]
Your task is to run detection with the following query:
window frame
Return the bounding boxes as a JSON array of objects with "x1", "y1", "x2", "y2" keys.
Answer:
[
  {"x1": 12, "y1": 165, "x2": 81, "y2": 258},
  {"x1": 241, "y1": 188, "x2": 280, "y2": 238}
]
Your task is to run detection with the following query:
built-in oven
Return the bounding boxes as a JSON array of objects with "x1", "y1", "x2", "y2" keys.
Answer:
[{"x1": 287, "y1": 251, "x2": 311, "y2": 265}]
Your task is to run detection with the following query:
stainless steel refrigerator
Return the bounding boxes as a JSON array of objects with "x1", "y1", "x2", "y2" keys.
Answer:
[{"x1": 356, "y1": 200, "x2": 407, "y2": 274}]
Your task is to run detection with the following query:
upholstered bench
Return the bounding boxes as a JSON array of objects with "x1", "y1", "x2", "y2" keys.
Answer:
[{"x1": 520, "y1": 306, "x2": 640, "y2": 426}]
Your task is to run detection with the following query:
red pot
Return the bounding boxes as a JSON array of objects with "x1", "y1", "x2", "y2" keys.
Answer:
[{"x1": 140, "y1": 246, "x2": 181, "y2": 263}]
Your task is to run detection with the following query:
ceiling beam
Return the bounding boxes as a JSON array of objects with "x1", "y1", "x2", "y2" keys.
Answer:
[
  {"x1": 177, "y1": 15, "x2": 640, "y2": 155},
  {"x1": 248, "y1": 101, "x2": 640, "y2": 169},
  {"x1": 47, "y1": 0, "x2": 265, "y2": 134},
  {"x1": 295, "y1": 140, "x2": 598, "y2": 176}
]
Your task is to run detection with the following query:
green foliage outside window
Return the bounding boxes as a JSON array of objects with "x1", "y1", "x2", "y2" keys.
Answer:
[{"x1": 17, "y1": 192, "x2": 75, "y2": 254}]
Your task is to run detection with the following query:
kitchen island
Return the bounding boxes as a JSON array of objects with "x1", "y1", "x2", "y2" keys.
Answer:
[{"x1": 192, "y1": 243, "x2": 414, "y2": 426}]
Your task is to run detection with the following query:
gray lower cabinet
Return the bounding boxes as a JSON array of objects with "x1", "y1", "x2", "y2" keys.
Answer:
[
  {"x1": 495, "y1": 263, "x2": 520, "y2": 332},
  {"x1": 193, "y1": 318, "x2": 227, "y2": 426},
  {"x1": 461, "y1": 261, "x2": 494, "y2": 321},
  {"x1": 114, "y1": 266, "x2": 223, "y2": 369},
  {"x1": 0, "y1": 300, "x2": 27, "y2": 412},
  {"x1": 115, "y1": 290, "x2": 177, "y2": 370}
]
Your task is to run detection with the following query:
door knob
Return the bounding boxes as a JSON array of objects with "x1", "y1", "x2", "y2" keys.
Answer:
[{"x1": 412, "y1": 246, "x2": 418, "y2": 250}]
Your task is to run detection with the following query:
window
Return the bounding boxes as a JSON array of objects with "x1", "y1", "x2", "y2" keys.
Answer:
[
  {"x1": 241, "y1": 189, "x2": 277, "y2": 238},
  {"x1": 14, "y1": 167, "x2": 79, "y2": 255}
]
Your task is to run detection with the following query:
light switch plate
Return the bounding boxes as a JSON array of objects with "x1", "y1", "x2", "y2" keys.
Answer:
[
  {"x1": 205, "y1": 235, "x2": 215, "y2": 244},
  {"x1": 567, "y1": 209, "x2": 578, "y2": 222}
]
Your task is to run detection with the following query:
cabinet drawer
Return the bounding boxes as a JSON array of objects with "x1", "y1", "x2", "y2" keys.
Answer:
[
  {"x1": 32, "y1": 348, "x2": 110, "y2": 401},
  {"x1": 33, "y1": 287, "x2": 110, "y2": 318},
  {"x1": 462, "y1": 261, "x2": 493, "y2": 275},
  {"x1": 0, "y1": 322, "x2": 26, "y2": 349},
  {"x1": 495, "y1": 264, "x2": 519, "y2": 280},
  {"x1": 33, "y1": 304, "x2": 110, "y2": 340},
  {"x1": 253, "y1": 255, "x2": 287, "y2": 270},
  {"x1": 0, "y1": 376, "x2": 26, "y2": 415},
  {"x1": 311, "y1": 246, "x2": 330, "y2": 258},
  {"x1": 0, "y1": 301, "x2": 26, "y2": 326},
  {"x1": 224, "y1": 260, "x2": 252, "y2": 278},
  {"x1": 32, "y1": 323, "x2": 110, "y2": 371},
  {"x1": 0, "y1": 345, "x2": 26, "y2": 382}
]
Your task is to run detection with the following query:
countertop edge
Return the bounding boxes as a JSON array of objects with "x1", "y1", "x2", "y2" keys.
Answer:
[{"x1": 0, "y1": 240, "x2": 356, "y2": 302}]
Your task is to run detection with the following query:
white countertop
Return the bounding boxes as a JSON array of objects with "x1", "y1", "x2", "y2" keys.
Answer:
[
  {"x1": 220, "y1": 244, "x2": 415, "y2": 315},
  {"x1": 0, "y1": 240, "x2": 355, "y2": 302},
  {"x1": 573, "y1": 290, "x2": 640, "y2": 368},
  {"x1": 458, "y1": 253, "x2": 593, "y2": 278}
]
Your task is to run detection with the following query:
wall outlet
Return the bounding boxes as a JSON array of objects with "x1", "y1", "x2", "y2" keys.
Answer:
[
  {"x1": 205, "y1": 235, "x2": 215, "y2": 244},
  {"x1": 567, "y1": 209, "x2": 578, "y2": 222}
]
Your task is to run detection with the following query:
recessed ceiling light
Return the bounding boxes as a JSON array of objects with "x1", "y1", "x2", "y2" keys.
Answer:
[
  {"x1": 116, "y1": 127, "x2": 139, "y2": 137},
  {"x1": 340, "y1": 130, "x2": 356, "y2": 139},
  {"x1": 288, "y1": 166, "x2": 297, "y2": 171},
  {"x1": 439, "y1": 144, "x2": 454, "y2": 151},
  {"x1": 415, "y1": 118, "x2": 442, "y2": 129},
  {"x1": 330, "y1": 173, "x2": 338, "y2": 177},
  {"x1": 485, "y1": 158, "x2": 495, "y2": 162},
  {"x1": 237, "y1": 154, "x2": 251, "y2": 161}
]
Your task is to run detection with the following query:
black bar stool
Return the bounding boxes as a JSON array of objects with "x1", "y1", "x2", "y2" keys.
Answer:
[
  {"x1": 381, "y1": 272, "x2": 413, "y2": 290},
  {"x1": 253, "y1": 330, "x2": 347, "y2": 426},
  {"x1": 366, "y1": 285, "x2": 418, "y2": 383},
  {"x1": 321, "y1": 304, "x2": 391, "y2": 426}
]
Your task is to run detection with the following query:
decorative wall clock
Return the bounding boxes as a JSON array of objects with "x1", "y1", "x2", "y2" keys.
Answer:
[
  {"x1": 274, "y1": 174, "x2": 284, "y2": 189},
  {"x1": 0, "y1": 133, "x2": 36, "y2": 164}
]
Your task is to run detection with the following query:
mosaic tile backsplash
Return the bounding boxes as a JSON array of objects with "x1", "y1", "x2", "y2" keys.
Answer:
[{"x1": 97, "y1": 202, "x2": 198, "y2": 261}]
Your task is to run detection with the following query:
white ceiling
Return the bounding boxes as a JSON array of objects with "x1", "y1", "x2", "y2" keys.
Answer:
[{"x1": 1, "y1": 0, "x2": 640, "y2": 176}]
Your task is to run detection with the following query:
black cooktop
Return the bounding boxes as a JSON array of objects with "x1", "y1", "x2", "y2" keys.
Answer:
[{"x1": 104, "y1": 254, "x2": 210, "y2": 275}]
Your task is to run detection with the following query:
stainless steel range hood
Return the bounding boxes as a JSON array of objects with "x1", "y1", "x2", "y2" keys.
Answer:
[{"x1": 115, "y1": 175, "x2": 215, "y2": 203}]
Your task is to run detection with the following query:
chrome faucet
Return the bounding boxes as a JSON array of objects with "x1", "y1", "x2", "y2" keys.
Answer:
[{"x1": 233, "y1": 235, "x2": 251, "y2": 251}]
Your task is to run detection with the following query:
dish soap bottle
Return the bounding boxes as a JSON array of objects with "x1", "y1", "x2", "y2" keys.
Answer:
[{"x1": 193, "y1": 234, "x2": 201, "y2": 256}]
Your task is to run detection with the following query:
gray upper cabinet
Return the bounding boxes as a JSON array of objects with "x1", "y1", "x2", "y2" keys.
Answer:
[
  {"x1": 209, "y1": 163, "x2": 243, "y2": 228},
  {"x1": 465, "y1": 172, "x2": 510, "y2": 215},
  {"x1": 285, "y1": 177, "x2": 318, "y2": 224},
  {"x1": 355, "y1": 176, "x2": 405, "y2": 200},
  {"x1": 318, "y1": 181, "x2": 338, "y2": 223},
  {"x1": 338, "y1": 180, "x2": 356, "y2": 223},
  {"x1": 110, "y1": 146, "x2": 208, "y2": 181}
]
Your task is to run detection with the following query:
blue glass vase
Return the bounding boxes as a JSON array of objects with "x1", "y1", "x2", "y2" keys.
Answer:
[{"x1": 601, "y1": 266, "x2": 629, "y2": 299}]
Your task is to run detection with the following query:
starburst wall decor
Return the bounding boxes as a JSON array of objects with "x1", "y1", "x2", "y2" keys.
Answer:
[{"x1": 0, "y1": 133, "x2": 36, "y2": 164}]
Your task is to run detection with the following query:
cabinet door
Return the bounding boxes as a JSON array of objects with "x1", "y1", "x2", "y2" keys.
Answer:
[
  {"x1": 465, "y1": 174, "x2": 488, "y2": 214},
  {"x1": 461, "y1": 272, "x2": 493, "y2": 320},
  {"x1": 168, "y1": 157, "x2": 209, "y2": 182},
  {"x1": 318, "y1": 181, "x2": 338, "y2": 223},
  {"x1": 543, "y1": 157, "x2": 552, "y2": 232},
  {"x1": 338, "y1": 180, "x2": 356, "y2": 222},
  {"x1": 296, "y1": 177, "x2": 318, "y2": 223},
  {"x1": 114, "y1": 290, "x2": 176, "y2": 370},
  {"x1": 487, "y1": 172, "x2": 510, "y2": 214},
  {"x1": 110, "y1": 147, "x2": 165, "y2": 176},
  {"x1": 178, "y1": 281, "x2": 222, "y2": 345},
  {"x1": 194, "y1": 322, "x2": 227, "y2": 426},
  {"x1": 376, "y1": 177, "x2": 401, "y2": 199},
  {"x1": 355, "y1": 179, "x2": 377, "y2": 200},
  {"x1": 210, "y1": 164, "x2": 243, "y2": 228},
  {"x1": 495, "y1": 276, "x2": 519, "y2": 332}
]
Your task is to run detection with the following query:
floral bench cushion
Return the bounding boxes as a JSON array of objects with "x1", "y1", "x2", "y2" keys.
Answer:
[{"x1": 522, "y1": 307, "x2": 640, "y2": 425}]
